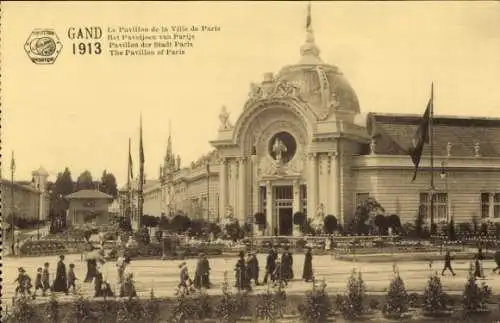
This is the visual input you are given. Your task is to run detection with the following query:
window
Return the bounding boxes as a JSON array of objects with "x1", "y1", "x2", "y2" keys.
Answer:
[
  {"x1": 481, "y1": 193, "x2": 500, "y2": 219},
  {"x1": 355, "y1": 193, "x2": 370, "y2": 208},
  {"x1": 481, "y1": 193, "x2": 490, "y2": 218},
  {"x1": 420, "y1": 192, "x2": 448, "y2": 223}
]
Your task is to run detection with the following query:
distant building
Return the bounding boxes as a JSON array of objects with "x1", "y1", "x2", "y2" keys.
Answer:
[
  {"x1": 1, "y1": 166, "x2": 50, "y2": 224},
  {"x1": 65, "y1": 189, "x2": 114, "y2": 227},
  {"x1": 118, "y1": 178, "x2": 164, "y2": 230}
]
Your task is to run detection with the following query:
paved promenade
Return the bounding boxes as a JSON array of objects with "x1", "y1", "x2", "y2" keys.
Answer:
[{"x1": 3, "y1": 253, "x2": 500, "y2": 306}]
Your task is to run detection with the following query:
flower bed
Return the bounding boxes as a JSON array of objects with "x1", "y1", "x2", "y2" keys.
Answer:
[{"x1": 19, "y1": 240, "x2": 69, "y2": 257}]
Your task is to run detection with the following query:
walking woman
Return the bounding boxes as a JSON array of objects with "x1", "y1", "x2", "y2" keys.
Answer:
[{"x1": 302, "y1": 247, "x2": 314, "y2": 282}]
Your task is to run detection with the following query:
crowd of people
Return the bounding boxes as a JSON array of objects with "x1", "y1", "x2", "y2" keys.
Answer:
[
  {"x1": 13, "y1": 246, "x2": 138, "y2": 300},
  {"x1": 174, "y1": 246, "x2": 315, "y2": 295}
]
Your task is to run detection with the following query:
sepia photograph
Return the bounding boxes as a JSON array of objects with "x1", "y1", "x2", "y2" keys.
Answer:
[{"x1": 2, "y1": 1, "x2": 500, "y2": 322}]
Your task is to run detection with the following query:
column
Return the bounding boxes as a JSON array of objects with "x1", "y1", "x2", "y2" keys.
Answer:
[
  {"x1": 330, "y1": 152, "x2": 341, "y2": 219},
  {"x1": 251, "y1": 155, "x2": 259, "y2": 214},
  {"x1": 266, "y1": 180, "x2": 273, "y2": 235},
  {"x1": 489, "y1": 193, "x2": 495, "y2": 219},
  {"x1": 219, "y1": 158, "x2": 227, "y2": 221},
  {"x1": 308, "y1": 153, "x2": 318, "y2": 219},
  {"x1": 292, "y1": 179, "x2": 300, "y2": 214},
  {"x1": 238, "y1": 157, "x2": 246, "y2": 222}
]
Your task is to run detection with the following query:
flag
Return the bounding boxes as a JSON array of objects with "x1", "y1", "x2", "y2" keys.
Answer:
[
  {"x1": 128, "y1": 138, "x2": 134, "y2": 181},
  {"x1": 409, "y1": 84, "x2": 433, "y2": 181},
  {"x1": 139, "y1": 116, "x2": 145, "y2": 165},
  {"x1": 10, "y1": 151, "x2": 15, "y2": 171},
  {"x1": 306, "y1": 1, "x2": 312, "y2": 29}
]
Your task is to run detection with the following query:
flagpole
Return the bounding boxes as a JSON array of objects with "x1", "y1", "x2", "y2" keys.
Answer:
[
  {"x1": 127, "y1": 138, "x2": 132, "y2": 223},
  {"x1": 138, "y1": 114, "x2": 145, "y2": 230},
  {"x1": 429, "y1": 83, "x2": 435, "y2": 234},
  {"x1": 11, "y1": 151, "x2": 16, "y2": 254}
]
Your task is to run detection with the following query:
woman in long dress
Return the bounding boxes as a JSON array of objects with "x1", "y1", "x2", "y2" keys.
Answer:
[
  {"x1": 52, "y1": 255, "x2": 68, "y2": 294},
  {"x1": 84, "y1": 249, "x2": 104, "y2": 282},
  {"x1": 302, "y1": 247, "x2": 313, "y2": 282}
]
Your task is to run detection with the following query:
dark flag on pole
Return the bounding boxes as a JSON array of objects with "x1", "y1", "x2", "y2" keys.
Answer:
[
  {"x1": 306, "y1": 1, "x2": 312, "y2": 29},
  {"x1": 409, "y1": 84, "x2": 433, "y2": 182},
  {"x1": 139, "y1": 118, "x2": 145, "y2": 166}
]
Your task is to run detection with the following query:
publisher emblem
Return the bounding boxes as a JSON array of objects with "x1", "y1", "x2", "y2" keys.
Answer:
[{"x1": 24, "y1": 29, "x2": 63, "y2": 64}]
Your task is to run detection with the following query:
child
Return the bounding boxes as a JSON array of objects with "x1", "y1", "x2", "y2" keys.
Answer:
[
  {"x1": 42, "y1": 262, "x2": 51, "y2": 296},
  {"x1": 34, "y1": 267, "x2": 44, "y2": 297},
  {"x1": 68, "y1": 263, "x2": 78, "y2": 293},
  {"x1": 176, "y1": 262, "x2": 194, "y2": 295},
  {"x1": 14, "y1": 267, "x2": 32, "y2": 298}
]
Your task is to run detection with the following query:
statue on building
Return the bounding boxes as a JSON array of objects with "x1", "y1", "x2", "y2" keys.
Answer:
[
  {"x1": 248, "y1": 82, "x2": 263, "y2": 101},
  {"x1": 311, "y1": 203, "x2": 325, "y2": 233},
  {"x1": 370, "y1": 138, "x2": 376, "y2": 155},
  {"x1": 272, "y1": 138, "x2": 288, "y2": 164},
  {"x1": 219, "y1": 106, "x2": 233, "y2": 131}
]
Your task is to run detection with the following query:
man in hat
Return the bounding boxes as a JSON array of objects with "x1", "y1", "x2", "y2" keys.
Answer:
[
  {"x1": 201, "y1": 253, "x2": 211, "y2": 288},
  {"x1": 246, "y1": 251, "x2": 260, "y2": 286},
  {"x1": 176, "y1": 261, "x2": 193, "y2": 295},
  {"x1": 263, "y1": 247, "x2": 277, "y2": 284}
]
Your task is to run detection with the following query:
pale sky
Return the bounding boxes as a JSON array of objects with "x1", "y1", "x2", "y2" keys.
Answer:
[{"x1": 2, "y1": 1, "x2": 500, "y2": 186}]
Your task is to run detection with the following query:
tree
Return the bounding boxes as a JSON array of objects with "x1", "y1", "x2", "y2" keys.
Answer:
[
  {"x1": 99, "y1": 170, "x2": 118, "y2": 198},
  {"x1": 351, "y1": 197, "x2": 384, "y2": 234},
  {"x1": 387, "y1": 214, "x2": 401, "y2": 231},
  {"x1": 374, "y1": 214, "x2": 386, "y2": 235},
  {"x1": 383, "y1": 274, "x2": 409, "y2": 318},
  {"x1": 76, "y1": 170, "x2": 94, "y2": 191},
  {"x1": 323, "y1": 215, "x2": 337, "y2": 234},
  {"x1": 50, "y1": 167, "x2": 74, "y2": 232}
]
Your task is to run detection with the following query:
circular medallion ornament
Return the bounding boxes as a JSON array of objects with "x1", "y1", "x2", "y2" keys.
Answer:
[{"x1": 268, "y1": 131, "x2": 297, "y2": 164}]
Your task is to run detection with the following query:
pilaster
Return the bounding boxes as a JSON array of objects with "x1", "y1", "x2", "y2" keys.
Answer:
[
  {"x1": 307, "y1": 153, "x2": 318, "y2": 219},
  {"x1": 266, "y1": 180, "x2": 273, "y2": 235},
  {"x1": 219, "y1": 158, "x2": 227, "y2": 220},
  {"x1": 238, "y1": 157, "x2": 246, "y2": 222},
  {"x1": 329, "y1": 152, "x2": 340, "y2": 218}
]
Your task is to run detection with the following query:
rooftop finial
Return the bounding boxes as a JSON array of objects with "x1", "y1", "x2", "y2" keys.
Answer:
[{"x1": 300, "y1": 1, "x2": 322, "y2": 64}]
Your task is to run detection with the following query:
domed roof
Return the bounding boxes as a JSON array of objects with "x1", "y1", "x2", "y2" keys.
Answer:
[
  {"x1": 274, "y1": 12, "x2": 360, "y2": 121},
  {"x1": 33, "y1": 166, "x2": 49, "y2": 176}
]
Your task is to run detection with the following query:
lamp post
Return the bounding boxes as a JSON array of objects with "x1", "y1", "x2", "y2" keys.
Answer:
[
  {"x1": 250, "y1": 146, "x2": 257, "y2": 251},
  {"x1": 440, "y1": 160, "x2": 449, "y2": 223},
  {"x1": 10, "y1": 151, "x2": 16, "y2": 255},
  {"x1": 206, "y1": 163, "x2": 210, "y2": 222}
]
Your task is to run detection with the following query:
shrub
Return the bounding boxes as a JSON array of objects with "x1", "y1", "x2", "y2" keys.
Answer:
[
  {"x1": 215, "y1": 271, "x2": 247, "y2": 322},
  {"x1": 323, "y1": 215, "x2": 338, "y2": 234},
  {"x1": 116, "y1": 297, "x2": 144, "y2": 323},
  {"x1": 65, "y1": 294, "x2": 94, "y2": 323},
  {"x1": 190, "y1": 290, "x2": 213, "y2": 319},
  {"x1": 11, "y1": 294, "x2": 39, "y2": 323},
  {"x1": 45, "y1": 293, "x2": 60, "y2": 323},
  {"x1": 337, "y1": 269, "x2": 366, "y2": 320},
  {"x1": 409, "y1": 292, "x2": 420, "y2": 308},
  {"x1": 293, "y1": 212, "x2": 305, "y2": 226},
  {"x1": 423, "y1": 272, "x2": 448, "y2": 316},
  {"x1": 383, "y1": 273, "x2": 409, "y2": 317},
  {"x1": 255, "y1": 287, "x2": 287, "y2": 321},
  {"x1": 462, "y1": 263, "x2": 492, "y2": 313},
  {"x1": 98, "y1": 297, "x2": 118, "y2": 323},
  {"x1": 143, "y1": 289, "x2": 161, "y2": 322},
  {"x1": 298, "y1": 280, "x2": 332, "y2": 323}
]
